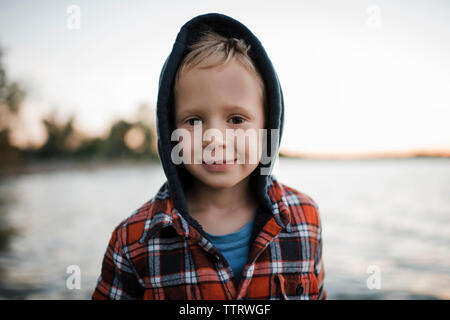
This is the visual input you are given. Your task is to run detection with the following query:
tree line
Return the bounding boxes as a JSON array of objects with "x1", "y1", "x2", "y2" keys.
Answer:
[{"x1": 0, "y1": 48, "x2": 159, "y2": 169}]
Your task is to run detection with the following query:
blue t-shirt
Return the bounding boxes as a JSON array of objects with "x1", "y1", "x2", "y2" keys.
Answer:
[{"x1": 206, "y1": 219, "x2": 254, "y2": 284}]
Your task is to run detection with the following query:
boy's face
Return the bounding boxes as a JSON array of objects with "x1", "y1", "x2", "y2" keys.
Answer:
[{"x1": 174, "y1": 55, "x2": 265, "y2": 189}]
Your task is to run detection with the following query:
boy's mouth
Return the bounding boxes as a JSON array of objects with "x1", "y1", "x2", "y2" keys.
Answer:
[
  {"x1": 201, "y1": 159, "x2": 237, "y2": 171},
  {"x1": 202, "y1": 159, "x2": 237, "y2": 165}
]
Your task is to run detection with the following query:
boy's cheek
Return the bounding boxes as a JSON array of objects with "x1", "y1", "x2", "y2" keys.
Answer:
[
  {"x1": 236, "y1": 133, "x2": 263, "y2": 165},
  {"x1": 177, "y1": 133, "x2": 201, "y2": 164}
]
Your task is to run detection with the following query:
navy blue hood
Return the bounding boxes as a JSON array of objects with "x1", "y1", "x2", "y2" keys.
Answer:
[{"x1": 156, "y1": 13, "x2": 285, "y2": 240}]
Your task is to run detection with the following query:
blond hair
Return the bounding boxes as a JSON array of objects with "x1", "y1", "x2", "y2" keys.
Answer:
[{"x1": 174, "y1": 30, "x2": 266, "y2": 106}]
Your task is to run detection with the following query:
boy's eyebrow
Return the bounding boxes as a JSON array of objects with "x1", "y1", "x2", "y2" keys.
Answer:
[
  {"x1": 176, "y1": 104, "x2": 254, "y2": 119},
  {"x1": 176, "y1": 107, "x2": 205, "y2": 121}
]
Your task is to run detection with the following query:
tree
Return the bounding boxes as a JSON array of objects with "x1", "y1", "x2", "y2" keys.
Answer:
[
  {"x1": 37, "y1": 111, "x2": 77, "y2": 158},
  {"x1": 0, "y1": 48, "x2": 26, "y2": 166}
]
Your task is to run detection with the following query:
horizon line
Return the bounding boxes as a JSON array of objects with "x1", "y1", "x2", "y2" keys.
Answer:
[{"x1": 279, "y1": 147, "x2": 450, "y2": 160}]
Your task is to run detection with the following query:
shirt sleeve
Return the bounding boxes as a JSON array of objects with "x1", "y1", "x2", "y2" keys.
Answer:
[
  {"x1": 314, "y1": 206, "x2": 327, "y2": 300},
  {"x1": 92, "y1": 228, "x2": 144, "y2": 300}
]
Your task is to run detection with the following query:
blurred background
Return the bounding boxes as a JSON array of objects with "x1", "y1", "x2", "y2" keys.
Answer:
[{"x1": 0, "y1": 0, "x2": 449, "y2": 299}]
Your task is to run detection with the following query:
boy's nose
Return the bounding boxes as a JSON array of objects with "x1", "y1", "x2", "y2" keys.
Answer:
[
  {"x1": 200, "y1": 124, "x2": 236, "y2": 161},
  {"x1": 202, "y1": 127, "x2": 226, "y2": 149}
]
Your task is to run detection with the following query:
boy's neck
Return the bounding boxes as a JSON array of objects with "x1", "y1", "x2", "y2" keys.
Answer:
[{"x1": 185, "y1": 177, "x2": 257, "y2": 219}]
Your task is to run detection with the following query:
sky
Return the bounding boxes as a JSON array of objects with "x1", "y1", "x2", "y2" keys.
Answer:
[{"x1": 0, "y1": 0, "x2": 449, "y2": 154}]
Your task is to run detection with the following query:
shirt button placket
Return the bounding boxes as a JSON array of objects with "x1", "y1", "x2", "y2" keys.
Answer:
[{"x1": 296, "y1": 284, "x2": 304, "y2": 295}]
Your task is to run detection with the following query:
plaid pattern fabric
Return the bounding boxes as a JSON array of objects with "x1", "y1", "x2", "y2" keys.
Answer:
[{"x1": 92, "y1": 176, "x2": 326, "y2": 300}]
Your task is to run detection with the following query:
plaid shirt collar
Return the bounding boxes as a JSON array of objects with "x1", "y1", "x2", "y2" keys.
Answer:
[
  {"x1": 137, "y1": 176, "x2": 293, "y2": 245},
  {"x1": 93, "y1": 175, "x2": 327, "y2": 300}
]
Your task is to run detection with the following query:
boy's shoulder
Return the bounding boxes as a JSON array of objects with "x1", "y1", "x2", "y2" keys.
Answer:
[
  {"x1": 279, "y1": 182, "x2": 320, "y2": 209},
  {"x1": 270, "y1": 178, "x2": 322, "y2": 228},
  {"x1": 109, "y1": 179, "x2": 322, "y2": 247}
]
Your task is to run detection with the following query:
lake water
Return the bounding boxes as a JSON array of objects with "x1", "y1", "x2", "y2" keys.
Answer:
[{"x1": 0, "y1": 158, "x2": 449, "y2": 299}]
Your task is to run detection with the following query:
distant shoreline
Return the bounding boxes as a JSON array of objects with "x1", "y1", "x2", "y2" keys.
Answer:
[
  {"x1": 279, "y1": 148, "x2": 450, "y2": 160},
  {"x1": 0, "y1": 154, "x2": 449, "y2": 179},
  {"x1": 0, "y1": 158, "x2": 161, "y2": 178}
]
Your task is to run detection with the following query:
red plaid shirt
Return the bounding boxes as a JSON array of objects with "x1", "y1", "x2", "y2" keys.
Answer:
[{"x1": 92, "y1": 176, "x2": 326, "y2": 300}]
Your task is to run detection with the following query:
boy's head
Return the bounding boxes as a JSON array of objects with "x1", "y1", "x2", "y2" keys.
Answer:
[{"x1": 173, "y1": 30, "x2": 267, "y2": 189}]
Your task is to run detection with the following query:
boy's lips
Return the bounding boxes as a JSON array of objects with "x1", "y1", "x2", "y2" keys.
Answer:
[
  {"x1": 202, "y1": 159, "x2": 237, "y2": 171},
  {"x1": 202, "y1": 159, "x2": 237, "y2": 165}
]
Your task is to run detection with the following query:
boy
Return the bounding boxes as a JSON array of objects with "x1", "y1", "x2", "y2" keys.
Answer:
[{"x1": 92, "y1": 12, "x2": 326, "y2": 300}]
